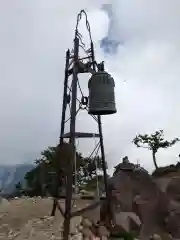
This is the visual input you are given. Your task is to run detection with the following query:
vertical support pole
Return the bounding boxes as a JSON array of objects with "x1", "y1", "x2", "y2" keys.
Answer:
[
  {"x1": 97, "y1": 115, "x2": 111, "y2": 219},
  {"x1": 74, "y1": 141, "x2": 78, "y2": 194},
  {"x1": 60, "y1": 49, "x2": 70, "y2": 145},
  {"x1": 51, "y1": 49, "x2": 70, "y2": 216},
  {"x1": 63, "y1": 36, "x2": 79, "y2": 240},
  {"x1": 91, "y1": 42, "x2": 112, "y2": 225}
]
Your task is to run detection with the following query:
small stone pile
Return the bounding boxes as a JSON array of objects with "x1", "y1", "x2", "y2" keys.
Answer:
[
  {"x1": 76, "y1": 217, "x2": 110, "y2": 240},
  {"x1": 71, "y1": 217, "x2": 175, "y2": 240}
]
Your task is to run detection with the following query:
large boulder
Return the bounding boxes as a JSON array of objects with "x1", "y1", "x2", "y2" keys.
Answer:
[
  {"x1": 154, "y1": 175, "x2": 180, "y2": 238},
  {"x1": 100, "y1": 161, "x2": 170, "y2": 239}
]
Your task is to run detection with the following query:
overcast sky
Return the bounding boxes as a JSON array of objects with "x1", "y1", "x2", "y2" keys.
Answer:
[{"x1": 1, "y1": 0, "x2": 180, "y2": 172}]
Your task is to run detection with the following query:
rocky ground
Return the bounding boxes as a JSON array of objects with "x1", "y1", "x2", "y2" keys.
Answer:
[
  {"x1": 0, "y1": 197, "x2": 175, "y2": 239},
  {"x1": 0, "y1": 197, "x2": 98, "y2": 239}
]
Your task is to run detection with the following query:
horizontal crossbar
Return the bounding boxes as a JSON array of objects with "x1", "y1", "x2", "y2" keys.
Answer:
[{"x1": 62, "y1": 132, "x2": 100, "y2": 138}]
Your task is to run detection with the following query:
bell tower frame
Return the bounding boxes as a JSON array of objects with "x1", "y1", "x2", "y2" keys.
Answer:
[{"x1": 51, "y1": 10, "x2": 115, "y2": 240}]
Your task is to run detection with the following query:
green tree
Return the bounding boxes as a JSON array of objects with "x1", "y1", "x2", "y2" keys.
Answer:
[
  {"x1": 24, "y1": 165, "x2": 43, "y2": 196},
  {"x1": 24, "y1": 143, "x2": 107, "y2": 196},
  {"x1": 15, "y1": 182, "x2": 22, "y2": 189},
  {"x1": 79, "y1": 156, "x2": 108, "y2": 191},
  {"x1": 14, "y1": 182, "x2": 23, "y2": 197},
  {"x1": 133, "y1": 130, "x2": 179, "y2": 169},
  {"x1": 25, "y1": 143, "x2": 70, "y2": 196}
]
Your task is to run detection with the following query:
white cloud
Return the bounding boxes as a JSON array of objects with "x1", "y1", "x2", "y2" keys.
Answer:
[
  {"x1": 1, "y1": 0, "x2": 180, "y2": 173},
  {"x1": 102, "y1": 0, "x2": 180, "y2": 172},
  {"x1": 0, "y1": 0, "x2": 99, "y2": 164}
]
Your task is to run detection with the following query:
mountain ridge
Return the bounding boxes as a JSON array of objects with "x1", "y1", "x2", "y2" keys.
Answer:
[{"x1": 0, "y1": 163, "x2": 34, "y2": 194}]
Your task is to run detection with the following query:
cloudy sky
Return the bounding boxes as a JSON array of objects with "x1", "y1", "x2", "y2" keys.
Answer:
[{"x1": 1, "y1": 0, "x2": 180, "y2": 172}]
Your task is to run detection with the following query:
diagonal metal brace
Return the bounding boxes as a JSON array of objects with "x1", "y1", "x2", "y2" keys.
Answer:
[{"x1": 71, "y1": 200, "x2": 101, "y2": 217}]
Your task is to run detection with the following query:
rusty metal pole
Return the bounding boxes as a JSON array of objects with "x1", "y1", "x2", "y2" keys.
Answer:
[
  {"x1": 51, "y1": 49, "x2": 70, "y2": 217},
  {"x1": 63, "y1": 36, "x2": 79, "y2": 240}
]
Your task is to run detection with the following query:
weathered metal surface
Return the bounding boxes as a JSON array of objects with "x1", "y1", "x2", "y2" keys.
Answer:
[{"x1": 88, "y1": 71, "x2": 116, "y2": 115}]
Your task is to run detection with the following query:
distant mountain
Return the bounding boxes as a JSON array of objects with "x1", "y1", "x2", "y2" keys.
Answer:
[{"x1": 0, "y1": 164, "x2": 34, "y2": 194}]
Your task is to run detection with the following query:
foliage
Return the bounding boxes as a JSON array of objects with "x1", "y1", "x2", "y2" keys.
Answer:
[
  {"x1": 14, "y1": 182, "x2": 24, "y2": 197},
  {"x1": 23, "y1": 142, "x2": 107, "y2": 197},
  {"x1": 15, "y1": 182, "x2": 22, "y2": 190},
  {"x1": 133, "y1": 130, "x2": 179, "y2": 152},
  {"x1": 133, "y1": 130, "x2": 179, "y2": 169}
]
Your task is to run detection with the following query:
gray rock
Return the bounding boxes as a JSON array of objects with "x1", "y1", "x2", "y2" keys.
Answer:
[
  {"x1": 97, "y1": 225, "x2": 110, "y2": 237},
  {"x1": 81, "y1": 218, "x2": 92, "y2": 228},
  {"x1": 81, "y1": 228, "x2": 95, "y2": 238},
  {"x1": 100, "y1": 160, "x2": 170, "y2": 239}
]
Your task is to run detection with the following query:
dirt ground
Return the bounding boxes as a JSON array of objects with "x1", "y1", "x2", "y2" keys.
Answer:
[{"x1": 0, "y1": 197, "x2": 99, "y2": 239}]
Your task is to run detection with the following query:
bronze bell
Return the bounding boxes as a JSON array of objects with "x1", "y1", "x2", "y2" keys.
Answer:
[{"x1": 88, "y1": 71, "x2": 117, "y2": 115}]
